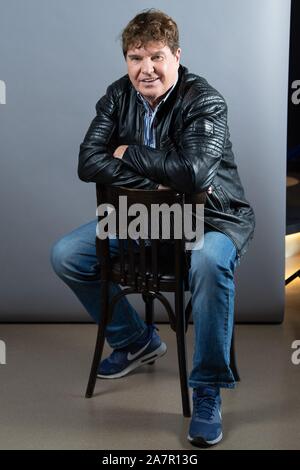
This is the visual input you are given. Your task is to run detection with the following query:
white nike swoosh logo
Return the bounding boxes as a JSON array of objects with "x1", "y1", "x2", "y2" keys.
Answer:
[{"x1": 127, "y1": 339, "x2": 151, "y2": 361}]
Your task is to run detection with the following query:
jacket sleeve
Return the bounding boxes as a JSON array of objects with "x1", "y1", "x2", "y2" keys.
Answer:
[
  {"x1": 78, "y1": 85, "x2": 159, "y2": 190},
  {"x1": 122, "y1": 90, "x2": 228, "y2": 193}
]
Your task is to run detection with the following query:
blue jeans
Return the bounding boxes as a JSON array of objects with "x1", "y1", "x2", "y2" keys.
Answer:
[{"x1": 50, "y1": 218, "x2": 238, "y2": 389}]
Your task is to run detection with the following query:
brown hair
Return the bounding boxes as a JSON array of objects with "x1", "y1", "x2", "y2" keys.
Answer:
[{"x1": 121, "y1": 9, "x2": 180, "y2": 58}]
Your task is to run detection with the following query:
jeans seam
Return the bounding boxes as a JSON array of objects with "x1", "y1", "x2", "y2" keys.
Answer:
[{"x1": 224, "y1": 245, "x2": 237, "y2": 377}]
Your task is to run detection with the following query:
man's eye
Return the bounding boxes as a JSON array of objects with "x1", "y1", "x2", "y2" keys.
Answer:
[{"x1": 153, "y1": 55, "x2": 163, "y2": 60}]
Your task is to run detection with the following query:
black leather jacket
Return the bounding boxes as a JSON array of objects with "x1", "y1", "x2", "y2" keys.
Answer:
[{"x1": 78, "y1": 64, "x2": 255, "y2": 261}]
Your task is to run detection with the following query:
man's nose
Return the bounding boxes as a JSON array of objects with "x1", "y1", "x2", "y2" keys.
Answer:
[{"x1": 141, "y1": 59, "x2": 154, "y2": 74}]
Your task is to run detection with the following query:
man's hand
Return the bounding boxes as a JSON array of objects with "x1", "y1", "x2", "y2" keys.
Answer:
[{"x1": 113, "y1": 145, "x2": 128, "y2": 159}]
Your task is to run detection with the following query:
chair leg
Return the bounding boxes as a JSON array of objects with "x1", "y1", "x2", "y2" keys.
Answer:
[
  {"x1": 184, "y1": 297, "x2": 192, "y2": 333},
  {"x1": 230, "y1": 327, "x2": 240, "y2": 382},
  {"x1": 85, "y1": 280, "x2": 109, "y2": 398},
  {"x1": 175, "y1": 284, "x2": 191, "y2": 418},
  {"x1": 142, "y1": 293, "x2": 155, "y2": 365},
  {"x1": 143, "y1": 293, "x2": 154, "y2": 325}
]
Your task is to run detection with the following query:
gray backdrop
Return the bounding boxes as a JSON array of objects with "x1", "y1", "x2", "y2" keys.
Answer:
[{"x1": 0, "y1": 0, "x2": 290, "y2": 322}]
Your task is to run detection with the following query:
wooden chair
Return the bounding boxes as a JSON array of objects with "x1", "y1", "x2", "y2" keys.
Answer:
[{"x1": 85, "y1": 185, "x2": 240, "y2": 417}]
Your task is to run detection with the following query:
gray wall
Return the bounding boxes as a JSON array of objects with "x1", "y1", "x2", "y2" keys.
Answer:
[{"x1": 0, "y1": 0, "x2": 290, "y2": 322}]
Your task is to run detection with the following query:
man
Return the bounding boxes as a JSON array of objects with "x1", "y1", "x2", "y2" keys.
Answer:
[{"x1": 51, "y1": 9, "x2": 255, "y2": 447}]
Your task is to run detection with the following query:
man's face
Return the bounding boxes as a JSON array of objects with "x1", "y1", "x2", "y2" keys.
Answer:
[{"x1": 126, "y1": 41, "x2": 181, "y2": 108}]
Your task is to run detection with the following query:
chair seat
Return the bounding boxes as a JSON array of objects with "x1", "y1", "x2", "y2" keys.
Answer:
[{"x1": 110, "y1": 244, "x2": 190, "y2": 291}]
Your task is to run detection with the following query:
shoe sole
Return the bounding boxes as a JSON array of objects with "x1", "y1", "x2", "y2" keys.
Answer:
[
  {"x1": 97, "y1": 342, "x2": 167, "y2": 379},
  {"x1": 187, "y1": 432, "x2": 223, "y2": 448}
]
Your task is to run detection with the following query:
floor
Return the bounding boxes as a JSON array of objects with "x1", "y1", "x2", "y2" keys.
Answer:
[{"x1": 0, "y1": 278, "x2": 300, "y2": 450}]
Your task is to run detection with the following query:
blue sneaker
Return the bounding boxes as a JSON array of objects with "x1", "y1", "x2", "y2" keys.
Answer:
[
  {"x1": 188, "y1": 385, "x2": 222, "y2": 447},
  {"x1": 97, "y1": 324, "x2": 167, "y2": 379}
]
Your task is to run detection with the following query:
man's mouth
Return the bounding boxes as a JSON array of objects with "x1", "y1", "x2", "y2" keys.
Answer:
[{"x1": 140, "y1": 78, "x2": 159, "y2": 83}]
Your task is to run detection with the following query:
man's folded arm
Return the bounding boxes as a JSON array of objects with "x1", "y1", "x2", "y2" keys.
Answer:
[
  {"x1": 122, "y1": 92, "x2": 228, "y2": 194},
  {"x1": 78, "y1": 86, "x2": 159, "y2": 190}
]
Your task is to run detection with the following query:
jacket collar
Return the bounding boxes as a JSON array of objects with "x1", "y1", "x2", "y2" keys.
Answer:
[{"x1": 136, "y1": 76, "x2": 178, "y2": 112}]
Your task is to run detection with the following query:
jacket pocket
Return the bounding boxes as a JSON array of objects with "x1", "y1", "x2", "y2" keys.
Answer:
[{"x1": 207, "y1": 185, "x2": 231, "y2": 213}]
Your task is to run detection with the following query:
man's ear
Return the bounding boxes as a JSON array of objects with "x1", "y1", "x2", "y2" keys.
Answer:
[{"x1": 175, "y1": 48, "x2": 181, "y2": 63}]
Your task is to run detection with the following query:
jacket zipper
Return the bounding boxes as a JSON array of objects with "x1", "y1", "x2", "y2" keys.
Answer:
[
  {"x1": 214, "y1": 191, "x2": 223, "y2": 212},
  {"x1": 212, "y1": 187, "x2": 227, "y2": 213}
]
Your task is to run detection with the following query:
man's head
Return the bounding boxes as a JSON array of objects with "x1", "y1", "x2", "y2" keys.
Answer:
[{"x1": 122, "y1": 9, "x2": 181, "y2": 108}]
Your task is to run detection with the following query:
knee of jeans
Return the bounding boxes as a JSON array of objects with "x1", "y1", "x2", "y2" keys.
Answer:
[
  {"x1": 192, "y1": 249, "x2": 217, "y2": 271},
  {"x1": 50, "y1": 238, "x2": 71, "y2": 278},
  {"x1": 189, "y1": 250, "x2": 224, "y2": 286}
]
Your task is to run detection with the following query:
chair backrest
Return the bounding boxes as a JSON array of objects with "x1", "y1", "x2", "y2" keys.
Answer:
[{"x1": 95, "y1": 185, "x2": 205, "y2": 292}]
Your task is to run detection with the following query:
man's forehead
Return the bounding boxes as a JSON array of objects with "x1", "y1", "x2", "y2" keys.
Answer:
[{"x1": 127, "y1": 42, "x2": 170, "y2": 56}]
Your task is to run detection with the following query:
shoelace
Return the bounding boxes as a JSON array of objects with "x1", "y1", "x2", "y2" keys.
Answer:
[{"x1": 194, "y1": 394, "x2": 218, "y2": 421}]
